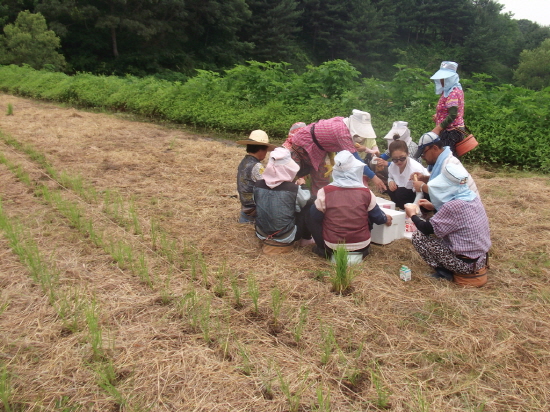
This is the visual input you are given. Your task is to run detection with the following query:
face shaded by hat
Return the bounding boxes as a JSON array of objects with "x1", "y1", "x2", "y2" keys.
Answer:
[
  {"x1": 414, "y1": 132, "x2": 440, "y2": 158},
  {"x1": 236, "y1": 130, "x2": 276, "y2": 151},
  {"x1": 383, "y1": 121, "x2": 411, "y2": 145},
  {"x1": 430, "y1": 61, "x2": 462, "y2": 97},
  {"x1": 330, "y1": 150, "x2": 366, "y2": 189},
  {"x1": 262, "y1": 147, "x2": 300, "y2": 189},
  {"x1": 344, "y1": 110, "x2": 376, "y2": 144},
  {"x1": 428, "y1": 163, "x2": 476, "y2": 210}
]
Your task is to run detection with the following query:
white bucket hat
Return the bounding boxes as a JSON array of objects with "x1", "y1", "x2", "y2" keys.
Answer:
[
  {"x1": 345, "y1": 110, "x2": 376, "y2": 142},
  {"x1": 383, "y1": 121, "x2": 411, "y2": 144}
]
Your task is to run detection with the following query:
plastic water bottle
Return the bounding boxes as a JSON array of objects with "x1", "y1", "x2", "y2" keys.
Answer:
[{"x1": 400, "y1": 265, "x2": 412, "y2": 281}]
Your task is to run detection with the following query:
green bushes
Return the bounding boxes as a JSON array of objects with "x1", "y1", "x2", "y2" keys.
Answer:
[{"x1": 0, "y1": 62, "x2": 548, "y2": 171}]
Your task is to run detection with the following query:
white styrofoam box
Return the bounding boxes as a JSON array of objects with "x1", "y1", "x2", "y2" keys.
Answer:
[
  {"x1": 330, "y1": 251, "x2": 363, "y2": 266},
  {"x1": 376, "y1": 196, "x2": 395, "y2": 210},
  {"x1": 370, "y1": 209, "x2": 406, "y2": 245}
]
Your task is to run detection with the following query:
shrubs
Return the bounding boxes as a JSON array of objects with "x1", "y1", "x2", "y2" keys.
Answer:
[{"x1": 0, "y1": 62, "x2": 548, "y2": 171}]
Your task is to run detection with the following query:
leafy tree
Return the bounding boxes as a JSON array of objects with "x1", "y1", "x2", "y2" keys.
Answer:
[
  {"x1": 0, "y1": 10, "x2": 66, "y2": 70},
  {"x1": 513, "y1": 38, "x2": 550, "y2": 90}
]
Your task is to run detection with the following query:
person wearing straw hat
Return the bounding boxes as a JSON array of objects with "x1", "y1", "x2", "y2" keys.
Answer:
[
  {"x1": 289, "y1": 111, "x2": 387, "y2": 195},
  {"x1": 236, "y1": 130, "x2": 276, "y2": 224},
  {"x1": 307, "y1": 150, "x2": 392, "y2": 259},
  {"x1": 404, "y1": 163, "x2": 491, "y2": 287},
  {"x1": 253, "y1": 147, "x2": 314, "y2": 254},
  {"x1": 429, "y1": 61, "x2": 467, "y2": 157}
]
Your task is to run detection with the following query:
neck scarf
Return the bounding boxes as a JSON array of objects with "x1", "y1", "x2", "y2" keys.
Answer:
[
  {"x1": 428, "y1": 163, "x2": 476, "y2": 211},
  {"x1": 435, "y1": 73, "x2": 462, "y2": 97}
]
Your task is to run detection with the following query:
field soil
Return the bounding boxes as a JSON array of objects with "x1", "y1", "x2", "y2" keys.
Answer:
[{"x1": 0, "y1": 93, "x2": 549, "y2": 411}]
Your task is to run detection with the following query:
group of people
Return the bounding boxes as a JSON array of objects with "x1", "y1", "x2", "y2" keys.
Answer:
[{"x1": 235, "y1": 61, "x2": 491, "y2": 287}]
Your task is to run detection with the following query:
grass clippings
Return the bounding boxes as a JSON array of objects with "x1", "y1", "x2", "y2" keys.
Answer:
[{"x1": 0, "y1": 93, "x2": 549, "y2": 411}]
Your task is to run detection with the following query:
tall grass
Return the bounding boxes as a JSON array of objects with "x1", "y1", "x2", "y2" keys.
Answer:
[{"x1": 330, "y1": 244, "x2": 356, "y2": 294}]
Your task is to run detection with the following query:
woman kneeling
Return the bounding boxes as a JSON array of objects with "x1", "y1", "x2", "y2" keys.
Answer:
[{"x1": 404, "y1": 163, "x2": 491, "y2": 287}]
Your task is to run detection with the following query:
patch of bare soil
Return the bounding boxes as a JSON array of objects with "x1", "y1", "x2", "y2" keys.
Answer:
[{"x1": 0, "y1": 93, "x2": 549, "y2": 411}]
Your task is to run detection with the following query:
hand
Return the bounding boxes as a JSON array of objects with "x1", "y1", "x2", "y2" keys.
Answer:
[
  {"x1": 432, "y1": 125, "x2": 443, "y2": 135},
  {"x1": 388, "y1": 181, "x2": 397, "y2": 191},
  {"x1": 355, "y1": 144, "x2": 366, "y2": 152},
  {"x1": 295, "y1": 177, "x2": 306, "y2": 185},
  {"x1": 371, "y1": 175, "x2": 387, "y2": 192},
  {"x1": 404, "y1": 203, "x2": 419, "y2": 218},
  {"x1": 385, "y1": 213, "x2": 393, "y2": 226},
  {"x1": 410, "y1": 172, "x2": 428, "y2": 183},
  {"x1": 418, "y1": 199, "x2": 435, "y2": 210},
  {"x1": 376, "y1": 158, "x2": 388, "y2": 167},
  {"x1": 412, "y1": 180, "x2": 425, "y2": 192}
]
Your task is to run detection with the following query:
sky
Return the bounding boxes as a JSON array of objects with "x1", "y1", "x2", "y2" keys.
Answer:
[{"x1": 497, "y1": 0, "x2": 550, "y2": 26}]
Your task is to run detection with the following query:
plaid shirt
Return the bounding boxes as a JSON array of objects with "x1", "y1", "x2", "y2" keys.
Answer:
[
  {"x1": 292, "y1": 117, "x2": 356, "y2": 170},
  {"x1": 431, "y1": 197, "x2": 491, "y2": 258}
]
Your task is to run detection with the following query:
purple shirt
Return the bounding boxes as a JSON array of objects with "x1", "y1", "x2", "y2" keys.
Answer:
[
  {"x1": 292, "y1": 117, "x2": 357, "y2": 170},
  {"x1": 431, "y1": 197, "x2": 491, "y2": 258}
]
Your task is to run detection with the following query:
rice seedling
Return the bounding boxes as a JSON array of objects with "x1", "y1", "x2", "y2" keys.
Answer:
[
  {"x1": 6, "y1": 103, "x2": 13, "y2": 115},
  {"x1": 277, "y1": 369, "x2": 310, "y2": 412},
  {"x1": 0, "y1": 299, "x2": 8, "y2": 316},
  {"x1": 95, "y1": 359, "x2": 126, "y2": 407},
  {"x1": 134, "y1": 252, "x2": 153, "y2": 288},
  {"x1": 247, "y1": 275, "x2": 260, "y2": 314},
  {"x1": 198, "y1": 297, "x2": 213, "y2": 343},
  {"x1": 0, "y1": 365, "x2": 13, "y2": 412},
  {"x1": 56, "y1": 288, "x2": 85, "y2": 333},
  {"x1": 128, "y1": 197, "x2": 142, "y2": 235},
  {"x1": 270, "y1": 287, "x2": 285, "y2": 326},
  {"x1": 237, "y1": 343, "x2": 253, "y2": 376},
  {"x1": 370, "y1": 361, "x2": 391, "y2": 409},
  {"x1": 150, "y1": 217, "x2": 159, "y2": 249},
  {"x1": 230, "y1": 274, "x2": 242, "y2": 308},
  {"x1": 159, "y1": 268, "x2": 173, "y2": 304},
  {"x1": 214, "y1": 263, "x2": 227, "y2": 297},
  {"x1": 85, "y1": 298, "x2": 104, "y2": 360},
  {"x1": 313, "y1": 384, "x2": 331, "y2": 412},
  {"x1": 320, "y1": 323, "x2": 337, "y2": 365},
  {"x1": 330, "y1": 244, "x2": 356, "y2": 294},
  {"x1": 292, "y1": 304, "x2": 308, "y2": 343}
]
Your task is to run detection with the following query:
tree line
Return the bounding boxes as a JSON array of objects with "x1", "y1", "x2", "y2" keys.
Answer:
[{"x1": 1, "y1": 0, "x2": 550, "y2": 87}]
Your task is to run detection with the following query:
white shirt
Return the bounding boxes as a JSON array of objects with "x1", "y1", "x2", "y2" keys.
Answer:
[{"x1": 388, "y1": 158, "x2": 429, "y2": 190}]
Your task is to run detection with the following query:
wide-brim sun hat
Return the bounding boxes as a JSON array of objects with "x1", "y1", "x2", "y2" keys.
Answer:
[
  {"x1": 430, "y1": 61, "x2": 459, "y2": 80},
  {"x1": 347, "y1": 109, "x2": 376, "y2": 140},
  {"x1": 236, "y1": 130, "x2": 276, "y2": 151},
  {"x1": 414, "y1": 132, "x2": 440, "y2": 158},
  {"x1": 383, "y1": 121, "x2": 410, "y2": 141}
]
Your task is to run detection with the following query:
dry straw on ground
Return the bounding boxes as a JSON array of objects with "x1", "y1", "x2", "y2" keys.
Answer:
[{"x1": 0, "y1": 94, "x2": 549, "y2": 411}]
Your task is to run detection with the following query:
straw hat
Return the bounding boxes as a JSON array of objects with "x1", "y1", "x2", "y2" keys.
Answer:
[{"x1": 236, "y1": 130, "x2": 276, "y2": 150}]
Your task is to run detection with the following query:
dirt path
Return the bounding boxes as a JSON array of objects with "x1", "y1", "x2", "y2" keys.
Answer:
[{"x1": 1, "y1": 93, "x2": 550, "y2": 411}]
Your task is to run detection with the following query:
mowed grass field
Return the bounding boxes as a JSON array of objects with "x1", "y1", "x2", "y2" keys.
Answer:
[{"x1": 0, "y1": 93, "x2": 549, "y2": 412}]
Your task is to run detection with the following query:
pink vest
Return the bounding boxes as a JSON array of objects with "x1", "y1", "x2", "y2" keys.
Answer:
[{"x1": 323, "y1": 186, "x2": 372, "y2": 245}]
